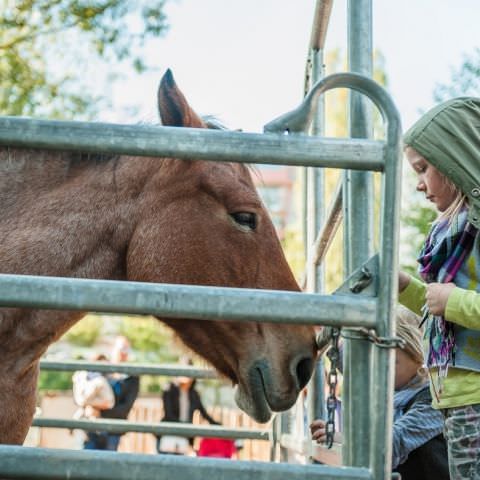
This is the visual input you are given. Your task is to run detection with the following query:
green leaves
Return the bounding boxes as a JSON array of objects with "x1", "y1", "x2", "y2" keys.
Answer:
[
  {"x1": 400, "y1": 184, "x2": 437, "y2": 275},
  {"x1": 434, "y1": 48, "x2": 480, "y2": 101},
  {"x1": 64, "y1": 315, "x2": 102, "y2": 347},
  {"x1": 0, "y1": 0, "x2": 169, "y2": 118}
]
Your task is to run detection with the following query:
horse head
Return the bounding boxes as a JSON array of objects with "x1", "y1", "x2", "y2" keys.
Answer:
[{"x1": 127, "y1": 70, "x2": 317, "y2": 422}]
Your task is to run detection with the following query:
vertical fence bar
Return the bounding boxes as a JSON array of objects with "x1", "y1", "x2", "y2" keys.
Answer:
[
  {"x1": 305, "y1": 49, "x2": 326, "y2": 295},
  {"x1": 304, "y1": 0, "x2": 334, "y2": 457},
  {"x1": 370, "y1": 82, "x2": 402, "y2": 480},
  {"x1": 305, "y1": 21, "x2": 327, "y2": 434},
  {"x1": 304, "y1": 47, "x2": 326, "y2": 459},
  {"x1": 342, "y1": 0, "x2": 374, "y2": 469}
]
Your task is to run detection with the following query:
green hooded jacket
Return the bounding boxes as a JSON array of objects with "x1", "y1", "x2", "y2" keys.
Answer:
[{"x1": 403, "y1": 97, "x2": 480, "y2": 228}]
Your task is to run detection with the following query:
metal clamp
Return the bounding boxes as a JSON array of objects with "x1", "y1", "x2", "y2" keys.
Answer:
[
  {"x1": 334, "y1": 254, "x2": 378, "y2": 298},
  {"x1": 349, "y1": 266, "x2": 373, "y2": 293}
]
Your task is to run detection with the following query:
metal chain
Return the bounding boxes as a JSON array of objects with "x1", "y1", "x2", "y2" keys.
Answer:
[
  {"x1": 341, "y1": 327, "x2": 405, "y2": 349},
  {"x1": 325, "y1": 327, "x2": 340, "y2": 449}
]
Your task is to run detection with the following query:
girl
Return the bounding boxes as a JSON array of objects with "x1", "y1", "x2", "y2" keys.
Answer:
[
  {"x1": 400, "y1": 97, "x2": 480, "y2": 479},
  {"x1": 311, "y1": 307, "x2": 448, "y2": 478}
]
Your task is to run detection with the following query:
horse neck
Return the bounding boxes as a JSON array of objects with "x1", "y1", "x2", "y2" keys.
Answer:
[
  {"x1": 0, "y1": 148, "x2": 159, "y2": 280},
  {"x1": 0, "y1": 149, "x2": 165, "y2": 367}
]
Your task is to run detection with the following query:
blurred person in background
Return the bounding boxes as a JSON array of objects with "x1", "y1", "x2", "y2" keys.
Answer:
[
  {"x1": 83, "y1": 336, "x2": 139, "y2": 451},
  {"x1": 157, "y1": 360, "x2": 220, "y2": 455},
  {"x1": 72, "y1": 353, "x2": 114, "y2": 420}
]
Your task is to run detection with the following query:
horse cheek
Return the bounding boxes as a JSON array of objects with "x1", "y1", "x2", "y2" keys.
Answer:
[{"x1": 256, "y1": 219, "x2": 300, "y2": 292}]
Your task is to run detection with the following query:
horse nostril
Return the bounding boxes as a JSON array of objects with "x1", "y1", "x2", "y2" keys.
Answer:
[{"x1": 295, "y1": 357, "x2": 314, "y2": 390}]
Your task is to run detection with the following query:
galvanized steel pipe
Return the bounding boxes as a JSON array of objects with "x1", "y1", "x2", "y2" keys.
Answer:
[
  {"x1": 0, "y1": 116, "x2": 384, "y2": 171},
  {"x1": 342, "y1": 0, "x2": 375, "y2": 470},
  {"x1": 0, "y1": 445, "x2": 373, "y2": 480},
  {"x1": 0, "y1": 273, "x2": 377, "y2": 327},
  {"x1": 32, "y1": 418, "x2": 267, "y2": 440},
  {"x1": 40, "y1": 360, "x2": 217, "y2": 379}
]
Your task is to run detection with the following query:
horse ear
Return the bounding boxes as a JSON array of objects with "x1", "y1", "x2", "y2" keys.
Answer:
[{"x1": 158, "y1": 69, "x2": 206, "y2": 128}]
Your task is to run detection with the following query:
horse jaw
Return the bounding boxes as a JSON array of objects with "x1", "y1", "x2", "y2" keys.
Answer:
[
  {"x1": 234, "y1": 368, "x2": 272, "y2": 423},
  {"x1": 233, "y1": 358, "x2": 306, "y2": 423},
  {"x1": 234, "y1": 388, "x2": 271, "y2": 423}
]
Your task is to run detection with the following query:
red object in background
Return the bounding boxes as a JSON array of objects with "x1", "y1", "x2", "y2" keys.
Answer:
[{"x1": 197, "y1": 438, "x2": 236, "y2": 458}]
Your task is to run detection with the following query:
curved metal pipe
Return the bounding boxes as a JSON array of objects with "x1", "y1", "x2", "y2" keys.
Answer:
[{"x1": 264, "y1": 72, "x2": 400, "y2": 147}]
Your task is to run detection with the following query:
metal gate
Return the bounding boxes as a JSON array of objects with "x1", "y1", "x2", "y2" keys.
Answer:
[
  {"x1": 0, "y1": 1, "x2": 402, "y2": 478},
  {"x1": 34, "y1": 359, "x2": 272, "y2": 455}
]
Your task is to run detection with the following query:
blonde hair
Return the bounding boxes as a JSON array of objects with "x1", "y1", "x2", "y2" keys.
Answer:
[
  {"x1": 438, "y1": 186, "x2": 468, "y2": 223},
  {"x1": 395, "y1": 305, "x2": 424, "y2": 369}
]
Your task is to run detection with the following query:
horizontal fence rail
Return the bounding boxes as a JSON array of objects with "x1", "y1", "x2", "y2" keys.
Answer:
[
  {"x1": 0, "y1": 274, "x2": 377, "y2": 328},
  {"x1": 0, "y1": 446, "x2": 373, "y2": 480},
  {"x1": 40, "y1": 360, "x2": 217, "y2": 378},
  {"x1": 0, "y1": 116, "x2": 385, "y2": 171},
  {"x1": 31, "y1": 418, "x2": 268, "y2": 440}
]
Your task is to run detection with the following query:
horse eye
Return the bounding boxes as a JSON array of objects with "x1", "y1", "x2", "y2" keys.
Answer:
[{"x1": 230, "y1": 212, "x2": 257, "y2": 230}]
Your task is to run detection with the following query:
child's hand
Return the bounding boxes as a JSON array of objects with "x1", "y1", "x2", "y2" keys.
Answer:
[
  {"x1": 84, "y1": 405, "x2": 101, "y2": 418},
  {"x1": 425, "y1": 283, "x2": 456, "y2": 316},
  {"x1": 310, "y1": 419, "x2": 327, "y2": 444}
]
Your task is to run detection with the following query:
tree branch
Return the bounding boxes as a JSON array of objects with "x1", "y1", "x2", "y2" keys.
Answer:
[{"x1": 0, "y1": 18, "x2": 83, "y2": 50}]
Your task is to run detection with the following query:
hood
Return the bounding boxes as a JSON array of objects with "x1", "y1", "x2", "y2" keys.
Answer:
[{"x1": 403, "y1": 97, "x2": 480, "y2": 227}]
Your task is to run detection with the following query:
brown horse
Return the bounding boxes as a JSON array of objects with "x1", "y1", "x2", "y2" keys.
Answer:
[{"x1": 0, "y1": 70, "x2": 316, "y2": 445}]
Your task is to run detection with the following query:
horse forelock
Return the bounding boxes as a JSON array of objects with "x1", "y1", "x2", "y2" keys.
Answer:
[{"x1": 201, "y1": 117, "x2": 261, "y2": 181}]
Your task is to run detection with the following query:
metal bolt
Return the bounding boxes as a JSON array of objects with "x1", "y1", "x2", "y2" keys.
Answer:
[{"x1": 472, "y1": 187, "x2": 480, "y2": 197}]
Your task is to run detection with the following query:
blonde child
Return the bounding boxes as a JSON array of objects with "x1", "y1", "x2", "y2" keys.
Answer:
[
  {"x1": 400, "y1": 97, "x2": 480, "y2": 479},
  {"x1": 311, "y1": 307, "x2": 448, "y2": 478}
]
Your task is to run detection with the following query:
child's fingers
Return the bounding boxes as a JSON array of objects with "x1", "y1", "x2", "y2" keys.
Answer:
[
  {"x1": 310, "y1": 419, "x2": 327, "y2": 443},
  {"x1": 309, "y1": 419, "x2": 326, "y2": 430},
  {"x1": 311, "y1": 428, "x2": 327, "y2": 443}
]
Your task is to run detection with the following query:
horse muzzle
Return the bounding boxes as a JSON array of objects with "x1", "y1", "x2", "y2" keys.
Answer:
[{"x1": 234, "y1": 356, "x2": 315, "y2": 423}]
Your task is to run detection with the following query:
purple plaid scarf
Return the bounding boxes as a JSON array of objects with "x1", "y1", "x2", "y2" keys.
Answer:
[{"x1": 418, "y1": 209, "x2": 478, "y2": 374}]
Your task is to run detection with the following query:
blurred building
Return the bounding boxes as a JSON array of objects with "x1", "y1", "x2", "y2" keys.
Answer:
[{"x1": 254, "y1": 165, "x2": 297, "y2": 239}]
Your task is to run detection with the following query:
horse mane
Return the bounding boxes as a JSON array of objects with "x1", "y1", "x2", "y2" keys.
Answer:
[
  {"x1": 201, "y1": 116, "x2": 261, "y2": 181},
  {"x1": 19, "y1": 117, "x2": 224, "y2": 172}
]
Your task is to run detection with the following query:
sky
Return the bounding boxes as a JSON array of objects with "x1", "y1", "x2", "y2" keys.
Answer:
[{"x1": 104, "y1": 0, "x2": 479, "y2": 134}]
